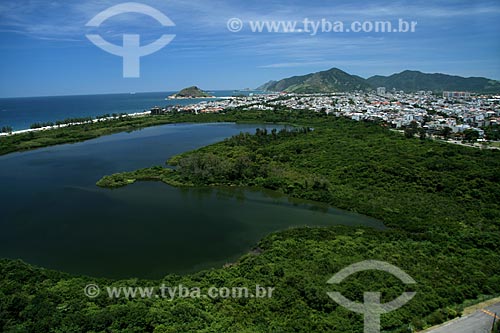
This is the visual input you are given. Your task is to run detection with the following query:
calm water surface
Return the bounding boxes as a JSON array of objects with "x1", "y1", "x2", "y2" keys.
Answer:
[
  {"x1": 0, "y1": 123, "x2": 383, "y2": 279},
  {"x1": 0, "y1": 91, "x2": 259, "y2": 130}
]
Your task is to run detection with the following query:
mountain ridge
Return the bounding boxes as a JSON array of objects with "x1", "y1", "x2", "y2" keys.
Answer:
[
  {"x1": 259, "y1": 68, "x2": 500, "y2": 94},
  {"x1": 366, "y1": 70, "x2": 500, "y2": 93},
  {"x1": 261, "y1": 68, "x2": 371, "y2": 93}
]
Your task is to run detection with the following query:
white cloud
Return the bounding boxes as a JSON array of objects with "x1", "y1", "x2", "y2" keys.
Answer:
[{"x1": 2, "y1": 1, "x2": 498, "y2": 39}]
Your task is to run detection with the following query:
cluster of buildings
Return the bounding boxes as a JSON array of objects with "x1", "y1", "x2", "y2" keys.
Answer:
[
  {"x1": 150, "y1": 95, "x2": 275, "y2": 115},
  {"x1": 151, "y1": 90, "x2": 500, "y2": 142}
]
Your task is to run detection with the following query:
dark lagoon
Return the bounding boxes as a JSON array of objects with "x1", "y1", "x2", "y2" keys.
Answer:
[{"x1": 0, "y1": 123, "x2": 383, "y2": 279}]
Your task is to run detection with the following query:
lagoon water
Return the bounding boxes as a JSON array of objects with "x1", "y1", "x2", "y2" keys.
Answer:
[{"x1": 0, "y1": 123, "x2": 383, "y2": 279}]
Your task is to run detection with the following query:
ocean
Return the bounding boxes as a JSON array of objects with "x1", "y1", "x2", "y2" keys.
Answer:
[{"x1": 0, "y1": 90, "x2": 253, "y2": 131}]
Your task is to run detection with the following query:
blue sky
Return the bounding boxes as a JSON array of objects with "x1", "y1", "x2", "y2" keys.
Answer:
[{"x1": 0, "y1": 0, "x2": 499, "y2": 98}]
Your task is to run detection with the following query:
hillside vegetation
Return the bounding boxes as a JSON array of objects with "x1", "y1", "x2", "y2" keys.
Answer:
[
  {"x1": 262, "y1": 68, "x2": 371, "y2": 93},
  {"x1": 260, "y1": 67, "x2": 500, "y2": 93},
  {"x1": 367, "y1": 70, "x2": 500, "y2": 93}
]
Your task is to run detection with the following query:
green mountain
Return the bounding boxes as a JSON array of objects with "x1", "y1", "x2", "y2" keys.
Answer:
[
  {"x1": 169, "y1": 86, "x2": 213, "y2": 99},
  {"x1": 256, "y1": 80, "x2": 277, "y2": 91},
  {"x1": 259, "y1": 68, "x2": 500, "y2": 94},
  {"x1": 366, "y1": 70, "x2": 500, "y2": 93},
  {"x1": 261, "y1": 68, "x2": 371, "y2": 93}
]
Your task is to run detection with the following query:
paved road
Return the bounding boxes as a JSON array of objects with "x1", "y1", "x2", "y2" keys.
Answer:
[{"x1": 426, "y1": 303, "x2": 500, "y2": 333}]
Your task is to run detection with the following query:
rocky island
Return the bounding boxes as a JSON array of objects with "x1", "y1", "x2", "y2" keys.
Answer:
[{"x1": 167, "y1": 86, "x2": 215, "y2": 99}]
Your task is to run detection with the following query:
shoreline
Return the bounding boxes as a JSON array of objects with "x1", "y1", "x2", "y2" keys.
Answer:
[
  {"x1": 2, "y1": 111, "x2": 498, "y2": 154},
  {"x1": 167, "y1": 95, "x2": 218, "y2": 100},
  {"x1": 0, "y1": 111, "x2": 151, "y2": 137}
]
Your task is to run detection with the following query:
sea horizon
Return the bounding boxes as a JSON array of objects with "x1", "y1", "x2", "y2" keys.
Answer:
[
  {"x1": 0, "y1": 90, "x2": 261, "y2": 131},
  {"x1": 0, "y1": 89, "x2": 257, "y2": 100}
]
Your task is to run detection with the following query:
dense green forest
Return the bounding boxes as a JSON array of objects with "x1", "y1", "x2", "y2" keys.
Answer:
[{"x1": 2, "y1": 110, "x2": 500, "y2": 332}]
